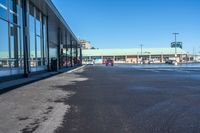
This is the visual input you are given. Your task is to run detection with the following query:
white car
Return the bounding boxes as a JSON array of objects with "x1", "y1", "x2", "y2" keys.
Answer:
[{"x1": 87, "y1": 59, "x2": 94, "y2": 65}]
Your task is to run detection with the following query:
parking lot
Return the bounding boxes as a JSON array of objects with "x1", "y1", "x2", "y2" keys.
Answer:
[
  {"x1": 56, "y1": 65, "x2": 200, "y2": 133},
  {"x1": 1, "y1": 64, "x2": 200, "y2": 133}
]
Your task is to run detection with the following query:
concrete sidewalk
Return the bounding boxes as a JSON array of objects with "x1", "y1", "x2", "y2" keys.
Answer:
[
  {"x1": 0, "y1": 65, "x2": 87, "y2": 133},
  {"x1": 0, "y1": 65, "x2": 85, "y2": 94}
]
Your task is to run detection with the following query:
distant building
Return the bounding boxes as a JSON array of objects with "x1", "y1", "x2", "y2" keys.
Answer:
[
  {"x1": 82, "y1": 48, "x2": 187, "y2": 64},
  {"x1": 80, "y1": 40, "x2": 92, "y2": 49}
]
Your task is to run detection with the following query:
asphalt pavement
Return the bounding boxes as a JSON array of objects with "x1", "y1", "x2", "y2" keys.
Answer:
[
  {"x1": 55, "y1": 65, "x2": 200, "y2": 133},
  {"x1": 1, "y1": 65, "x2": 200, "y2": 133}
]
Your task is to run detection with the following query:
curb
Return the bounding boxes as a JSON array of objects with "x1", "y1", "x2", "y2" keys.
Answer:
[
  {"x1": 0, "y1": 65, "x2": 85, "y2": 95},
  {"x1": 67, "y1": 65, "x2": 86, "y2": 73}
]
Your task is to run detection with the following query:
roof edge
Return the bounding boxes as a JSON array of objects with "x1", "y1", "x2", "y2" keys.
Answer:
[{"x1": 45, "y1": 0, "x2": 79, "y2": 42}]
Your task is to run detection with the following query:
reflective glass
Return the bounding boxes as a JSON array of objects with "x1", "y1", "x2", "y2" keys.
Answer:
[
  {"x1": 36, "y1": 36, "x2": 41, "y2": 58},
  {"x1": 28, "y1": 3, "x2": 47, "y2": 70},
  {"x1": 9, "y1": 0, "x2": 19, "y2": 24},
  {"x1": 29, "y1": 4, "x2": 36, "y2": 68},
  {"x1": 49, "y1": 48, "x2": 57, "y2": 58},
  {"x1": 29, "y1": 12, "x2": 34, "y2": 32},
  {"x1": 10, "y1": 24, "x2": 21, "y2": 67},
  {"x1": 36, "y1": 36, "x2": 42, "y2": 66},
  {"x1": 36, "y1": 9, "x2": 40, "y2": 36},
  {"x1": 43, "y1": 16, "x2": 47, "y2": 65},
  {"x1": 0, "y1": 0, "x2": 8, "y2": 19},
  {"x1": 0, "y1": 19, "x2": 9, "y2": 68},
  {"x1": 29, "y1": 32, "x2": 35, "y2": 57},
  {"x1": 30, "y1": 31, "x2": 35, "y2": 69}
]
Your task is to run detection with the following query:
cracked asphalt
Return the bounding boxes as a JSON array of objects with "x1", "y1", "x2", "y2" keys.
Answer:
[{"x1": 1, "y1": 65, "x2": 200, "y2": 133}]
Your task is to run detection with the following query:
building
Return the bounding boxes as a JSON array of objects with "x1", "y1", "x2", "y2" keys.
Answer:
[
  {"x1": 80, "y1": 40, "x2": 91, "y2": 49},
  {"x1": 0, "y1": 0, "x2": 82, "y2": 78},
  {"x1": 82, "y1": 48, "x2": 187, "y2": 64}
]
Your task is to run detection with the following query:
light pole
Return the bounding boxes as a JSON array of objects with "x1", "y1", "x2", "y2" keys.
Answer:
[
  {"x1": 140, "y1": 44, "x2": 143, "y2": 56},
  {"x1": 140, "y1": 44, "x2": 143, "y2": 64},
  {"x1": 172, "y1": 33, "x2": 179, "y2": 58}
]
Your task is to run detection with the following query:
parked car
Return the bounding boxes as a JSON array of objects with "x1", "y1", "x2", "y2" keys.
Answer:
[
  {"x1": 87, "y1": 59, "x2": 94, "y2": 65},
  {"x1": 0, "y1": 62, "x2": 2, "y2": 67},
  {"x1": 105, "y1": 59, "x2": 114, "y2": 66},
  {"x1": 165, "y1": 60, "x2": 178, "y2": 65}
]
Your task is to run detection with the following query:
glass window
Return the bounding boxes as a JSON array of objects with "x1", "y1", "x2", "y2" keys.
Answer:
[
  {"x1": 30, "y1": 32, "x2": 35, "y2": 58},
  {"x1": 36, "y1": 19, "x2": 40, "y2": 36},
  {"x1": 10, "y1": 24, "x2": 21, "y2": 68},
  {"x1": 29, "y1": 2, "x2": 34, "y2": 16},
  {"x1": 9, "y1": 0, "x2": 19, "y2": 24},
  {"x1": 43, "y1": 16, "x2": 47, "y2": 58},
  {"x1": 29, "y1": 5, "x2": 34, "y2": 32},
  {"x1": 36, "y1": 36, "x2": 42, "y2": 66},
  {"x1": 0, "y1": 19, "x2": 9, "y2": 68},
  {"x1": 20, "y1": 8, "x2": 23, "y2": 57},
  {"x1": 49, "y1": 48, "x2": 57, "y2": 58},
  {"x1": 28, "y1": 3, "x2": 47, "y2": 70},
  {"x1": 36, "y1": 9, "x2": 40, "y2": 36},
  {"x1": 29, "y1": 3, "x2": 35, "y2": 67},
  {"x1": 36, "y1": 36, "x2": 41, "y2": 58},
  {"x1": 42, "y1": 16, "x2": 47, "y2": 65},
  {"x1": 0, "y1": 0, "x2": 8, "y2": 19}
]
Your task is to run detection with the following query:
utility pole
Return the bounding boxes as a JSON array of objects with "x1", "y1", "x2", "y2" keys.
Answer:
[
  {"x1": 140, "y1": 44, "x2": 143, "y2": 56},
  {"x1": 193, "y1": 47, "x2": 196, "y2": 61},
  {"x1": 140, "y1": 44, "x2": 143, "y2": 64},
  {"x1": 172, "y1": 33, "x2": 179, "y2": 58}
]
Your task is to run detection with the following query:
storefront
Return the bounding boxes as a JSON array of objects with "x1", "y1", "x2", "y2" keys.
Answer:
[
  {"x1": 0, "y1": 0, "x2": 82, "y2": 78},
  {"x1": 0, "y1": 0, "x2": 24, "y2": 76}
]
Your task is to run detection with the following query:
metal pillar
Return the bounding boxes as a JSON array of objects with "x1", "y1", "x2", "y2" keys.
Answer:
[
  {"x1": 173, "y1": 33, "x2": 179, "y2": 60},
  {"x1": 57, "y1": 28, "x2": 61, "y2": 69},
  {"x1": 46, "y1": 16, "x2": 50, "y2": 71},
  {"x1": 22, "y1": 0, "x2": 29, "y2": 77},
  {"x1": 80, "y1": 47, "x2": 82, "y2": 65},
  {"x1": 70, "y1": 37, "x2": 73, "y2": 67}
]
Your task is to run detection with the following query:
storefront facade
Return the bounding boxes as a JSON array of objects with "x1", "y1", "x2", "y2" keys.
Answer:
[
  {"x1": 82, "y1": 48, "x2": 187, "y2": 64},
  {"x1": 0, "y1": 0, "x2": 82, "y2": 78}
]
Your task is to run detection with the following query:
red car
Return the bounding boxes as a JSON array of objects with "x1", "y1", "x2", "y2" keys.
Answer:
[{"x1": 105, "y1": 59, "x2": 114, "y2": 66}]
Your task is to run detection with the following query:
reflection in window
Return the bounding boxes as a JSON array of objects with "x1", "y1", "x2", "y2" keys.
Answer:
[
  {"x1": 10, "y1": 24, "x2": 20, "y2": 67},
  {"x1": 28, "y1": 3, "x2": 47, "y2": 70},
  {"x1": 0, "y1": 0, "x2": 8, "y2": 19},
  {"x1": 36, "y1": 9, "x2": 41, "y2": 36},
  {"x1": 29, "y1": 6, "x2": 34, "y2": 32},
  {"x1": 0, "y1": 19, "x2": 9, "y2": 68},
  {"x1": 0, "y1": 0, "x2": 23, "y2": 76},
  {"x1": 36, "y1": 36, "x2": 41, "y2": 58},
  {"x1": 29, "y1": 32, "x2": 35, "y2": 59},
  {"x1": 50, "y1": 48, "x2": 57, "y2": 58},
  {"x1": 9, "y1": 0, "x2": 19, "y2": 24},
  {"x1": 36, "y1": 36, "x2": 42, "y2": 66},
  {"x1": 43, "y1": 16, "x2": 47, "y2": 65}
]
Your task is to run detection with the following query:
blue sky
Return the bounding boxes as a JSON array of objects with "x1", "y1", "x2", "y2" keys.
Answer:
[{"x1": 52, "y1": 0, "x2": 200, "y2": 53}]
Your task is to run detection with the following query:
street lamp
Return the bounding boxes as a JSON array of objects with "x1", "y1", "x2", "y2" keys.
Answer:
[
  {"x1": 172, "y1": 33, "x2": 179, "y2": 58},
  {"x1": 140, "y1": 44, "x2": 143, "y2": 56},
  {"x1": 140, "y1": 44, "x2": 143, "y2": 64}
]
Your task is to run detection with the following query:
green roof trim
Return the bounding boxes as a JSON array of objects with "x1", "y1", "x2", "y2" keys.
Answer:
[{"x1": 83, "y1": 48, "x2": 186, "y2": 56}]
